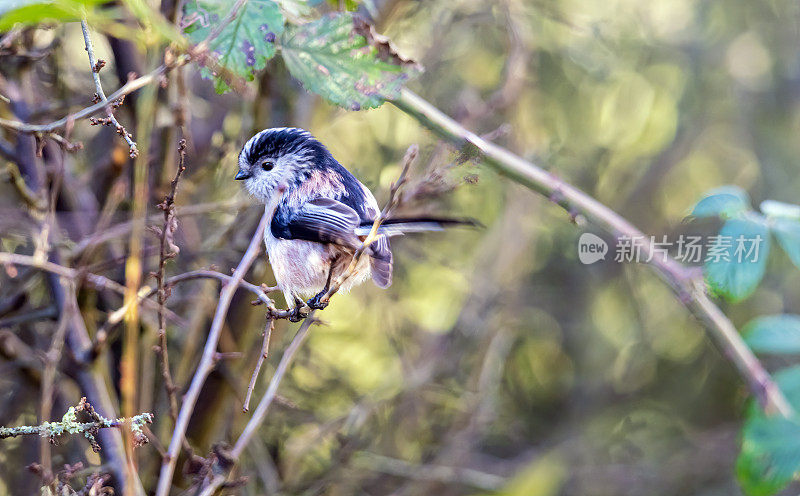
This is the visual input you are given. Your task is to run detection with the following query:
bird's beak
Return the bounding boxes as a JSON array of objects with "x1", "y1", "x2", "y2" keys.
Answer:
[{"x1": 234, "y1": 169, "x2": 252, "y2": 181}]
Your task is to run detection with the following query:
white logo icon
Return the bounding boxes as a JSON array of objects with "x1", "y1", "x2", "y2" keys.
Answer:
[{"x1": 578, "y1": 233, "x2": 608, "y2": 264}]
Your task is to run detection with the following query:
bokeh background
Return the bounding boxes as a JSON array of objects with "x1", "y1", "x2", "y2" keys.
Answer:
[{"x1": 1, "y1": 0, "x2": 800, "y2": 494}]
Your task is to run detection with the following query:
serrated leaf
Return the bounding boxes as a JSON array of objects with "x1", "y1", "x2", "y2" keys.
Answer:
[
  {"x1": 737, "y1": 366, "x2": 800, "y2": 496},
  {"x1": 744, "y1": 315, "x2": 800, "y2": 354},
  {"x1": 691, "y1": 185, "x2": 751, "y2": 219},
  {"x1": 0, "y1": 0, "x2": 110, "y2": 30},
  {"x1": 183, "y1": 0, "x2": 284, "y2": 93},
  {"x1": 279, "y1": 12, "x2": 422, "y2": 110},
  {"x1": 704, "y1": 216, "x2": 770, "y2": 302},
  {"x1": 772, "y1": 217, "x2": 800, "y2": 270}
]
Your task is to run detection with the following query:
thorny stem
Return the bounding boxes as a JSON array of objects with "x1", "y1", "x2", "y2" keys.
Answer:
[
  {"x1": 154, "y1": 211, "x2": 271, "y2": 496},
  {"x1": 392, "y1": 88, "x2": 794, "y2": 418},
  {"x1": 80, "y1": 21, "x2": 138, "y2": 158},
  {"x1": 155, "y1": 139, "x2": 187, "y2": 425}
]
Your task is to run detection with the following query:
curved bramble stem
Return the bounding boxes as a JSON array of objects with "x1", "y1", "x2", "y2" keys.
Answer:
[{"x1": 392, "y1": 88, "x2": 793, "y2": 419}]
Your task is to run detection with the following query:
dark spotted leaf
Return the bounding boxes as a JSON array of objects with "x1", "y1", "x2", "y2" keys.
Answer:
[
  {"x1": 183, "y1": 0, "x2": 284, "y2": 93},
  {"x1": 279, "y1": 12, "x2": 422, "y2": 110}
]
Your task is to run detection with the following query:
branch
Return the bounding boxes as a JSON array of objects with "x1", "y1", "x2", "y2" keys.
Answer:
[
  {"x1": 0, "y1": 0, "x2": 247, "y2": 139},
  {"x1": 392, "y1": 88, "x2": 793, "y2": 418},
  {"x1": 69, "y1": 198, "x2": 249, "y2": 258},
  {"x1": 0, "y1": 397, "x2": 153, "y2": 452},
  {"x1": 243, "y1": 318, "x2": 274, "y2": 412},
  {"x1": 0, "y1": 61, "x2": 181, "y2": 135},
  {"x1": 154, "y1": 211, "x2": 271, "y2": 496},
  {"x1": 145, "y1": 269, "x2": 278, "y2": 304},
  {"x1": 197, "y1": 315, "x2": 318, "y2": 496},
  {"x1": 4, "y1": 162, "x2": 45, "y2": 211},
  {"x1": 80, "y1": 21, "x2": 138, "y2": 158},
  {"x1": 145, "y1": 138, "x2": 187, "y2": 438},
  {"x1": 0, "y1": 252, "x2": 182, "y2": 348},
  {"x1": 353, "y1": 453, "x2": 505, "y2": 491}
]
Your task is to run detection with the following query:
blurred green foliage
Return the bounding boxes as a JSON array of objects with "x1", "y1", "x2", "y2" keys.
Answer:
[{"x1": 1, "y1": 0, "x2": 800, "y2": 495}]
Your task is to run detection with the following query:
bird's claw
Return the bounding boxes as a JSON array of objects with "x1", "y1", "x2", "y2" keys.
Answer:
[
  {"x1": 287, "y1": 306, "x2": 307, "y2": 322},
  {"x1": 306, "y1": 291, "x2": 329, "y2": 310}
]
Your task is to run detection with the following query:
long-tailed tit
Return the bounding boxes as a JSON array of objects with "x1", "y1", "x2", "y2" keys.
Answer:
[{"x1": 235, "y1": 127, "x2": 469, "y2": 314}]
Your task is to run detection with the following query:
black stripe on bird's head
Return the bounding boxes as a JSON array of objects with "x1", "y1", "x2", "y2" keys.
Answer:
[{"x1": 236, "y1": 127, "x2": 334, "y2": 202}]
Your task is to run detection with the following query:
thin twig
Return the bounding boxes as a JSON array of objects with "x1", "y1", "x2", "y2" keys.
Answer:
[
  {"x1": 4, "y1": 162, "x2": 45, "y2": 211},
  {"x1": 154, "y1": 139, "x2": 187, "y2": 424},
  {"x1": 0, "y1": 252, "x2": 182, "y2": 346},
  {"x1": 392, "y1": 88, "x2": 794, "y2": 418},
  {"x1": 69, "y1": 198, "x2": 249, "y2": 258},
  {"x1": 354, "y1": 453, "x2": 505, "y2": 491},
  {"x1": 38, "y1": 283, "x2": 73, "y2": 486},
  {"x1": 0, "y1": 61, "x2": 182, "y2": 134},
  {"x1": 154, "y1": 211, "x2": 271, "y2": 496},
  {"x1": 138, "y1": 270, "x2": 278, "y2": 308},
  {"x1": 87, "y1": 269, "x2": 280, "y2": 357},
  {"x1": 0, "y1": 0, "x2": 248, "y2": 139},
  {"x1": 243, "y1": 318, "x2": 274, "y2": 412},
  {"x1": 197, "y1": 315, "x2": 317, "y2": 496},
  {"x1": 80, "y1": 21, "x2": 138, "y2": 158}
]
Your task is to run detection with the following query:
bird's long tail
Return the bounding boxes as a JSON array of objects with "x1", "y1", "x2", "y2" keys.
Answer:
[{"x1": 354, "y1": 217, "x2": 481, "y2": 237}]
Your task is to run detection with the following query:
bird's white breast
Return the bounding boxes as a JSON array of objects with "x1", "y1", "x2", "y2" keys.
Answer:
[{"x1": 265, "y1": 228, "x2": 331, "y2": 295}]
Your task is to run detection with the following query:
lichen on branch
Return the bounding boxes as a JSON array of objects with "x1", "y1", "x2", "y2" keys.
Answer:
[{"x1": 0, "y1": 397, "x2": 153, "y2": 452}]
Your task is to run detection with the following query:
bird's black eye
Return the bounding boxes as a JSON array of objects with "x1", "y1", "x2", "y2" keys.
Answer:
[{"x1": 261, "y1": 160, "x2": 274, "y2": 171}]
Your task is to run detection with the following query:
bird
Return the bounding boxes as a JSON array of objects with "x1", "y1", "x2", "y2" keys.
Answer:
[{"x1": 235, "y1": 127, "x2": 471, "y2": 317}]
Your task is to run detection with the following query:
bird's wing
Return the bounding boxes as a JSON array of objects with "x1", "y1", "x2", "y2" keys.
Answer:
[{"x1": 271, "y1": 197, "x2": 361, "y2": 247}]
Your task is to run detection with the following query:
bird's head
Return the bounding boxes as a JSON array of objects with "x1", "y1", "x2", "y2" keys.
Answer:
[{"x1": 235, "y1": 127, "x2": 328, "y2": 202}]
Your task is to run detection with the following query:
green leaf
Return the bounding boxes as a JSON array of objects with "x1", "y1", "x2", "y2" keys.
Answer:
[
  {"x1": 0, "y1": 0, "x2": 109, "y2": 30},
  {"x1": 279, "y1": 12, "x2": 422, "y2": 110},
  {"x1": 691, "y1": 185, "x2": 751, "y2": 219},
  {"x1": 744, "y1": 315, "x2": 800, "y2": 355},
  {"x1": 772, "y1": 218, "x2": 800, "y2": 270},
  {"x1": 704, "y1": 216, "x2": 770, "y2": 302},
  {"x1": 737, "y1": 366, "x2": 800, "y2": 496},
  {"x1": 183, "y1": 0, "x2": 284, "y2": 93}
]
